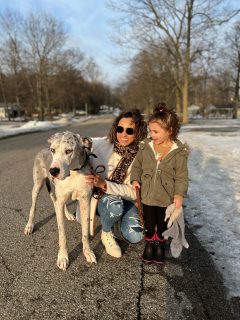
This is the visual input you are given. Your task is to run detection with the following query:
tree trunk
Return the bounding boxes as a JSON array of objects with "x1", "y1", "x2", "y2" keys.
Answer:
[
  {"x1": 0, "y1": 72, "x2": 9, "y2": 120},
  {"x1": 182, "y1": 73, "x2": 189, "y2": 124},
  {"x1": 43, "y1": 74, "x2": 50, "y2": 118},
  {"x1": 72, "y1": 96, "x2": 76, "y2": 116},
  {"x1": 37, "y1": 77, "x2": 44, "y2": 121},
  {"x1": 233, "y1": 52, "x2": 240, "y2": 119},
  {"x1": 176, "y1": 87, "x2": 182, "y2": 119},
  {"x1": 182, "y1": 0, "x2": 193, "y2": 124}
]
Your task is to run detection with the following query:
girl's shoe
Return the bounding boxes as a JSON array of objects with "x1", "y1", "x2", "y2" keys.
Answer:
[
  {"x1": 154, "y1": 241, "x2": 165, "y2": 264},
  {"x1": 142, "y1": 234, "x2": 156, "y2": 263},
  {"x1": 153, "y1": 234, "x2": 166, "y2": 264}
]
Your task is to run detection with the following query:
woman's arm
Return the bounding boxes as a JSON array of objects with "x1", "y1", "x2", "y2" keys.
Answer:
[
  {"x1": 105, "y1": 180, "x2": 137, "y2": 200},
  {"x1": 85, "y1": 169, "x2": 137, "y2": 201}
]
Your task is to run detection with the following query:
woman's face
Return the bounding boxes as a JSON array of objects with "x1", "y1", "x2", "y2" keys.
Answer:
[{"x1": 116, "y1": 117, "x2": 136, "y2": 147}]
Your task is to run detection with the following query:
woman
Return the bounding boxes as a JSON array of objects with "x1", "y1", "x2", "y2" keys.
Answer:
[{"x1": 78, "y1": 109, "x2": 147, "y2": 258}]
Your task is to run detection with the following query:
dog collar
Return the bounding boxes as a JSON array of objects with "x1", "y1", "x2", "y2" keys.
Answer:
[{"x1": 71, "y1": 151, "x2": 98, "y2": 171}]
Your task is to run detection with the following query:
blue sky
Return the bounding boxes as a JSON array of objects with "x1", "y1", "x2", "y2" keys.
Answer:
[{"x1": 0, "y1": 0, "x2": 127, "y2": 86}]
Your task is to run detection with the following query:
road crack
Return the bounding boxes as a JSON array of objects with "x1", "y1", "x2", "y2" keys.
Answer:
[
  {"x1": 0, "y1": 255, "x2": 12, "y2": 274},
  {"x1": 137, "y1": 261, "x2": 144, "y2": 320}
]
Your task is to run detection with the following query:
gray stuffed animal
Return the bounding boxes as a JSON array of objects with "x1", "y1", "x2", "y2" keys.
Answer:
[{"x1": 163, "y1": 204, "x2": 189, "y2": 258}]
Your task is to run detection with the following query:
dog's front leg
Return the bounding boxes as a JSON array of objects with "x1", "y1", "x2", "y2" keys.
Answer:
[
  {"x1": 78, "y1": 197, "x2": 97, "y2": 264},
  {"x1": 24, "y1": 181, "x2": 44, "y2": 235},
  {"x1": 55, "y1": 200, "x2": 69, "y2": 271}
]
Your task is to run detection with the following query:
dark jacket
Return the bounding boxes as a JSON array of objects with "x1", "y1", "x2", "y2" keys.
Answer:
[{"x1": 131, "y1": 138, "x2": 189, "y2": 207}]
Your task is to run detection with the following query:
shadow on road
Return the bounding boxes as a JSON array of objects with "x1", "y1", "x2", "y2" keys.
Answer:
[{"x1": 33, "y1": 212, "x2": 56, "y2": 233}]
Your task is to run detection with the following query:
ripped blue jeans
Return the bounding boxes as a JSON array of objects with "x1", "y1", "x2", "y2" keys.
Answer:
[{"x1": 97, "y1": 194, "x2": 143, "y2": 243}]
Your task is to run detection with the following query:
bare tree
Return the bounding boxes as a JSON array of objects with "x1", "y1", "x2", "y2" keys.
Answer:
[
  {"x1": 108, "y1": 0, "x2": 240, "y2": 122},
  {"x1": 224, "y1": 21, "x2": 240, "y2": 118},
  {"x1": 0, "y1": 10, "x2": 23, "y2": 108},
  {"x1": 0, "y1": 69, "x2": 8, "y2": 117},
  {"x1": 119, "y1": 47, "x2": 176, "y2": 112},
  {"x1": 83, "y1": 57, "x2": 102, "y2": 83},
  {"x1": 21, "y1": 12, "x2": 67, "y2": 120},
  {"x1": 0, "y1": 9, "x2": 127, "y2": 119}
]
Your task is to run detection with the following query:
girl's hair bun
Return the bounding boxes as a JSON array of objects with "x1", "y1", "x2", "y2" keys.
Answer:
[{"x1": 154, "y1": 102, "x2": 168, "y2": 114}]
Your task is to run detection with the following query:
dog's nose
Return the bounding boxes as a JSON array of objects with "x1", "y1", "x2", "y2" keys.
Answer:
[{"x1": 49, "y1": 167, "x2": 60, "y2": 177}]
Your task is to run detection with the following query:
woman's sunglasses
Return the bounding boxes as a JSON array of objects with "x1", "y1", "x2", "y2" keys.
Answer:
[{"x1": 116, "y1": 126, "x2": 134, "y2": 135}]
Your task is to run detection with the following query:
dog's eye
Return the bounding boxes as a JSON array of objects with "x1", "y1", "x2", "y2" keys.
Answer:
[
  {"x1": 50, "y1": 148, "x2": 55, "y2": 154},
  {"x1": 65, "y1": 149, "x2": 73, "y2": 155}
]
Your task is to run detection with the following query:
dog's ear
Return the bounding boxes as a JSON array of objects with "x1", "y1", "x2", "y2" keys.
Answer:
[
  {"x1": 81, "y1": 136, "x2": 93, "y2": 151},
  {"x1": 72, "y1": 134, "x2": 89, "y2": 151},
  {"x1": 47, "y1": 132, "x2": 62, "y2": 145},
  {"x1": 72, "y1": 133, "x2": 81, "y2": 144}
]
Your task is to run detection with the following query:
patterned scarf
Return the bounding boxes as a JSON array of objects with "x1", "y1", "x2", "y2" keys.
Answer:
[
  {"x1": 110, "y1": 140, "x2": 139, "y2": 184},
  {"x1": 93, "y1": 140, "x2": 139, "y2": 199}
]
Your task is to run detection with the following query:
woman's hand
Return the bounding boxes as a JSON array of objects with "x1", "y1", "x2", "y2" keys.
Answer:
[
  {"x1": 85, "y1": 173, "x2": 106, "y2": 190},
  {"x1": 132, "y1": 180, "x2": 141, "y2": 190}
]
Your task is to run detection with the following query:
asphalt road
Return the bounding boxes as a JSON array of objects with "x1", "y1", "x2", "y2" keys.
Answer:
[{"x1": 0, "y1": 117, "x2": 239, "y2": 320}]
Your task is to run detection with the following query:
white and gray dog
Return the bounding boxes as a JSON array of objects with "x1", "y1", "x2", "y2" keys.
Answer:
[{"x1": 24, "y1": 131, "x2": 96, "y2": 271}]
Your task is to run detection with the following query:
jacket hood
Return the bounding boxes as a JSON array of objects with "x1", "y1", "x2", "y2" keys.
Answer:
[{"x1": 140, "y1": 138, "x2": 189, "y2": 159}]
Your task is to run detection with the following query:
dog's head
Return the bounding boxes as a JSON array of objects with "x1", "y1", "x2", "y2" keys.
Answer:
[{"x1": 48, "y1": 131, "x2": 89, "y2": 180}]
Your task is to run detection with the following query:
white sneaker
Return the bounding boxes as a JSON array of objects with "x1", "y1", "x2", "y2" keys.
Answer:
[{"x1": 101, "y1": 231, "x2": 122, "y2": 258}]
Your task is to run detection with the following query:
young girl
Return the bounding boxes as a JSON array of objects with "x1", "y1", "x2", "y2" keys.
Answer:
[{"x1": 131, "y1": 103, "x2": 189, "y2": 264}]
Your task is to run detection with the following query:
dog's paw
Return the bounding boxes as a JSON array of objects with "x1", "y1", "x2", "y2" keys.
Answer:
[
  {"x1": 84, "y1": 249, "x2": 97, "y2": 264},
  {"x1": 57, "y1": 252, "x2": 69, "y2": 271},
  {"x1": 24, "y1": 223, "x2": 34, "y2": 235},
  {"x1": 65, "y1": 212, "x2": 75, "y2": 221}
]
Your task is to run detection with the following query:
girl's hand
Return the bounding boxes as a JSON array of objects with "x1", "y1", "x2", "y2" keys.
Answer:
[
  {"x1": 132, "y1": 180, "x2": 141, "y2": 190},
  {"x1": 174, "y1": 195, "x2": 183, "y2": 209}
]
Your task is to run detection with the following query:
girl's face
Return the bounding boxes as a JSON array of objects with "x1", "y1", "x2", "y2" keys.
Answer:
[
  {"x1": 116, "y1": 117, "x2": 136, "y2": 147},
  {"x1": 148, "y1": 121, "x2": 171, "y2": 145}
]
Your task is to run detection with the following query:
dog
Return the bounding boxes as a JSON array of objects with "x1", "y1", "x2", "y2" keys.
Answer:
[{"x1": 24, "y1": 131, "x2": 96, "y2": 271}]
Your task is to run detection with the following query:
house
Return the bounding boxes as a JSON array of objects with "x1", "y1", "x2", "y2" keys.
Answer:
[
  {"x1": 0, "y1": 106, "x2": 7, "y2": 119},
  {"x1": 188, "y1": 105, "x2": 202, "y2": 119},
  {"x1": 204, "y1": 104, "x2": 233, "y2": 119},
  {"x1": 0, "y1": 103, "x2": 23, "y2": 120}
]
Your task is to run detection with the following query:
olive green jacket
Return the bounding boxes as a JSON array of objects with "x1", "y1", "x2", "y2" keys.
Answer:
[{"x1": 131, "y1": 138, "x2": 189, "y2": 207}]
